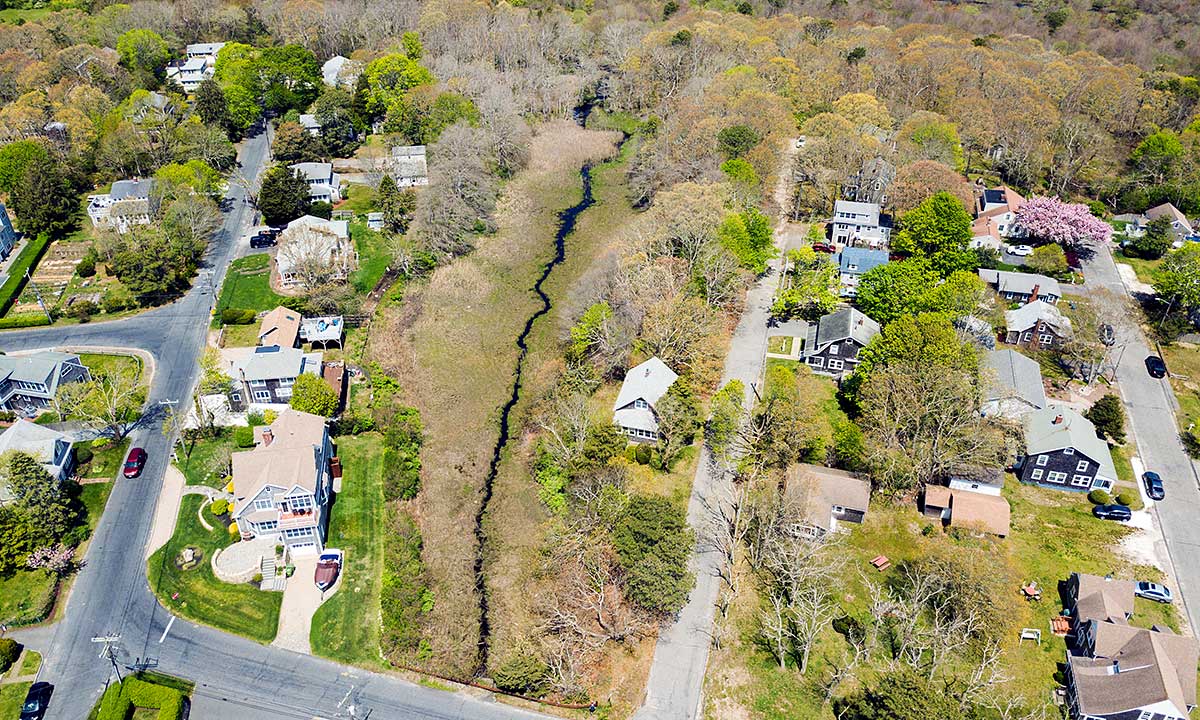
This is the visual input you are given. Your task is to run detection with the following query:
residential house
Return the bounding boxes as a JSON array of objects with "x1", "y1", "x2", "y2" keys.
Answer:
[
  {"x1": 844, "y1": 156, "x2": 895, "y2": 205},
  {"x1": 784, "y1": 463, "x2": 871, "y2": 534},
  {"x1": 389, "y1": 145, "x2": 429, "y2": 187},
  {"x1": 321, "y1": 55, "x2": 361, "y2": 88},
  {"x1": 186, "y1": 42, "x2": 226, "y2": 62},
  {"x1": 981, "y1": 349, "x2": 1046, "y2": 419},
  {"x1": 946, "y1": 465, "x2": 1005, "y2": 495},
  {"x1": 835, "y1": 247, "x2": 889, "y2": 297},
  {"x1": 300, "y1": 316, "x2": 344, "y2": 349},
  {"x1": 289, "y1": 162, "x2": 341, "y2": 203},
  {"x1": 1019, "y1": 406, "x2": 1116, "y2": 493},
  {"x1": 274, "y1": 215, "x2": 356, "y2": 289},
  {"x1": 974, "y1": 186, "x2": 1025, "y2": 242},
  {"x1": 86, "y1": 179, "x2": 156, "y2": 232},
  {"x1": 1067, "y1": 620, "x2": 1198, "y2": 720},
  {"x1": 0, "y1": 421, "x2": 75, "y2": 503},
  {"x1": 227, "y1": 345, "x2": 323, "y2": 410},
  {"x1": 1066, "y1": 572, "x2": 1135, "y2": 625},
  {"x1": 0, "y1": 351, "x2": 91, "y2": 414},
  {"x1": 130, "y1": 91, "x2": 174, "y2": 124},
  {"x1": 829, "y1": 200, "x2": 892, "y2": 249},
  {"x1": 921, "y1": 485, "x2": 1010, "y2": 537},
  {"x1": 978, "y1": 269, "x2": 1062, "y2": 305},
  {"x1": 366, "y1": 212, "x2": 384, "y2": 231},
  {"x1": 1146, "y1": 202, "x2": 1195, "y2": 241},
  {"x1": 165, "y1": 44, "x2": 224, "y2": 95},
  {"x1": 0, "y1": 202, "x2": 15, "y2": 260},
  {"x1": 230, "y1": 409, "x2": 337, "y2": 556},
  {"x1": 1003, "y1": 300, "x2": 1072, "y2": 349},
  {"x1": 801, "y1": 307, "x2": 881, "y2": 377},
  {"x1": 611, "y1": 357, "x2": 678, "y2": 442},
  {"x1": 298, "y1": 114, "x2": 321, "y2": 136},
  {"x1": 257, "y1": 306, "x2": 301, "y2": 348},
  {"x1": 970, "y1": 215, "x2": 1004, "y2": 251}
]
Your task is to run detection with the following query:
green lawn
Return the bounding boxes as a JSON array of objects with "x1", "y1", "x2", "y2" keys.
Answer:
[
  {"x1": 221, "y1": 322, "x2": 260, "y2": 347},
  {"x1": 176, "y1": 430, "x2": 237, "y2": 488},
  {"x1": 0, "y1": 681, "x2": 31, "y2": 720},
  {"x1": 214, "y1": 254, "x2": 286, "y2": 324},
  {"x1": 1159, "y1": 343, "x2": 1200, "y2": 456},
  {"x1": 147, "y1": 495, "x2": 281, "y2": 644},
  {"x1": 0, "y1": 7, "x2": 51, "y2": 21},
  {"x1": 78, "y1": 353, "x2": 143, "y2": 382},
  {"x1": 79, "y1": 439, "x2": 130, "y2": 480},
  {"x1": 17, "y1": 650, "x2": 41, "y2": 677},
  {"x1": 350, "y1": 222, "x2": 391, "y2": 293},
  {"x1": 766, "y1": 336, "x2": 792, "y2": 354},
  {"x1": 337, "y1": 183, "x2": 378, "y2": 216},
  {"x1": 309, "y1": 433, "x2": 386, "y2": 665},
  {"x1": 1113, "y1": 249, "x2": 1162, "y2": 285}
]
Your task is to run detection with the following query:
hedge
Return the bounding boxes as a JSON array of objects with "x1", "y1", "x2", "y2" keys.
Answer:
[
  {"x1": 96, "y1": 677, "x2": 186, "y2": 720},
  {"x1": 0, "y1": 233, "x2": 50, "y2": 316},
  {"x1": 0, "y1": 637, "x2": 19, "y2": 673},
  {"x1": 0, "y1": 312, "x2": 51, "y2": 329},
  {"x1": 220, "y1": 307, "x2": 257, "y2": 324}
]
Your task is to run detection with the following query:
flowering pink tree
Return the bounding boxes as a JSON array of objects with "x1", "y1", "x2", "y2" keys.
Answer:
[
  {"x1": 26, "y1": 544, "x2": 75, "y2": 577},
  {"x1": 1016, "y1": 195, "x2": 1112, "y2": 251}
]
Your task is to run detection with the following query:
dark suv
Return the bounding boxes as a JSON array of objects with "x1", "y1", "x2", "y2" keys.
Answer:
[
  {"x1": 1145, "y1": 355, "x2": 1167, "y2": 378},
  {"x1": 249, "y1": 233, "x2": 276, "y2": 249},
  {"x1": 1143, "y1": 471, "x2": 1165, "y2": 501}
]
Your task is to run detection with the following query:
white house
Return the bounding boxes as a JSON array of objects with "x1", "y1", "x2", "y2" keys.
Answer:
[
  {"x1": 321, "y1": 55, "x2": 361, "y2": 88},
  {"x1": 186, "y1": 42, "x2": 226, "y2": 62},
  {"x1": 972, "y1": 186, "x2": 1025, "y2": 248},
  {"x1": 389, "y1": 145, "x2": 429, "y2": 187},
  {"x1": 829, "y1": 200, "x2": 891, "y2": 248},
  {"x1": 274, "y1": 215, "x2": 356, "y2": 288},
  {"x1": 289, "y1": 162, "x2": 341, "y2": 203},
  {"x1": 612, "y1": 357, "x2": 678, "y2": 441},
  {"x1": 0, "y1": 421, "x2": 75, "y2": 504},
  {"x1": 298, "y1": 114, "x2": 321, "y2": 136},
  {"x1": 86, "y1": 179, "x2": 156, "y2": 232},
  {"x1": 0, "y1": 202, "x2": 15, "y2": 260}
]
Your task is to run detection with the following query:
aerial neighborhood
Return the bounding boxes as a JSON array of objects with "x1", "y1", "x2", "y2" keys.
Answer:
[{"x1": 1, "y1": 3, "x2": 1200, "y2": 720}]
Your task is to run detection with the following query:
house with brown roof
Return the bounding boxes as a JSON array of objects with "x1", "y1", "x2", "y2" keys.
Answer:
[
  {"x1": 921, "y1": 485, "x2": 1010, "y2": 537},
  {"x1": 1066, "y1": 572, "x2": 1136, "y2": 626},
  {"x1": 257, "y1": 306, "x2": 301, "y2": 348},
  {"x1": 229, "y1": 409, "x2": 337, "y2": 556},
  {"x1": 1067, "y1": 620, "x2": 1198, "y2": 720},
  {"x1": 973, "y1": 186, "x2": 1026, "y2": 244},
  {"x1": 784, "y1": 463, "x2": 871, "y2": 534}
]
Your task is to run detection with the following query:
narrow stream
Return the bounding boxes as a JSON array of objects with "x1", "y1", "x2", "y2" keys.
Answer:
[{"x1": 472, "y1": 156, "x2": 599, "y2": 674}]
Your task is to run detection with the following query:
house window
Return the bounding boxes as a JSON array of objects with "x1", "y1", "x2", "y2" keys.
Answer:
[
  {"x1": 1075, "y1": 460, "x2": 1089, "y2": 472},
  {"x1": 1036, "y1": 455, "x2": 1048, "y2": 466},
  {"x1": 254, "y1": 498, "x2": 273, "y2": 511},
  {"x1": 634, "y1": 399, "x2": 648, "y2": 409},
  {"x1": 809, "y1": 357, "x2": 824, "y2": 368},
  {"x1": 279, "y1": 377, "x2": 295, "y2": 387},
  {"x1": 284, "y1": 527, "x2": 313, "y2": 539},
  {"x1": 832, "y1": 505, "x2": 844, "y2": 513},
  {"x1": 249, "y1": 379, "x2": 267, "y2": 388},
  {"x1": 1030, "y1": 469, "x2": 1044, "y2": 480},
  {"x1": 828, "y1": 344, "x2": 839, "y2": 355},
  {"x1": 1071, "y1": 474, "x2": 1091, "y2": 487},
  {"x1": 827, "y1": 359, "x2": 844, "y2": 371},
  {"x1": 230, "y1": 392, "x2": 242, "y2": 403},
  {"x1": 1021, "y1": 332, "x2": 1033, "y2": 342},
  {"x1": 1063, "y1": 448, "x2": 1074, "y2": 455},
  {"x1": 290, "y1": 494, "x2": 313, "y2": 510},
  {"x1": 1047, "y1": 471, "x2": 1067, "y2": 484},
  {"x1": 257, "y1": 520, "x2": 277, "y2": 531},
  {"x1": 253, "y1": 390, "x2": 271, "y2": 402},
  {"x1": 1039, "y1": 334, "x2": 1054, "y2": 345}
]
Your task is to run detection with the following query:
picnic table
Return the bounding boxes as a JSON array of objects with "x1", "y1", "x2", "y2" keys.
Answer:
[
  {"x1": 870, "y1": 555, "x2": 891, "y2": 571},
  {"x1": 1021, "y1": 581, "x2": 1042, "y2": 601}
]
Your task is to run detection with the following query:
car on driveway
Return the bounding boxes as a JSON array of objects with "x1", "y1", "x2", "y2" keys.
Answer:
[
  {"x1": 811, "y1": 242, "x2": 836, "y2": 253},
  {"x1": 1093, "y1": 504, "x2": 1132, "y2": 521},
  {"x1": 249, "y1": 232, "x2": 276, "y2": 248},
  {"x1": 1135, "y1": 581, "x2": 1173, "y2": 603},
  {"x1": 1007, "y1": 244, "x2": 1034, "y2": 256},
  {"x1": 1143, "y1": 471, "x2": 1165, "y2": 501},
  {"x1": 20, "y1": 682, "x2": 52, "y2": 720},
  {"x1": 123, "y1": 447, "x2": 147, "y2": 478},
  {"x1": 1145, "y1": 355, "x2": 1167, "y2": 378}
]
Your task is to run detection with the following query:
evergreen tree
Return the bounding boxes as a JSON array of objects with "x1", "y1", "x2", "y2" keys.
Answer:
[{"x1": 258, "y1": 164, "x2": 312, "y2": 226}]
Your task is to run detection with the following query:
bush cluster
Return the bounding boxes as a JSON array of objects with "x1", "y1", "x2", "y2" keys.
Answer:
[
  {"x1": 0, "y1": 638, "x2": 20, "y2": 673},
  {"x1": 491, "y1": 652, "x2": 550, "y2": 697},
  {"x1": 96, "y1": 677, "x2": 186, "y2": 720},
  {"x1": 1088, "y1": 489, "x2": 1112, "y2": 505},
  {"x1": 74, "y1": 445, "x2": 94, "y2": 465},
  {"x1": 232, "y1": 425, "x2": 255, "y2": 448},
  {"x1": 209, "y1": 498, "x2": 229, "y2": 515},
  {"x1": 220, "y1": 307, "x2": 257, "y2": 325},
  {"x1": 0, "y1": 233, "x2": 50, "y2": 316},
  {"x1": 382, "y1": 407, "x2": 422, "y2": 501},
  {"x1": 380, "y1": 510, "x2": 429, "y2": 657}
]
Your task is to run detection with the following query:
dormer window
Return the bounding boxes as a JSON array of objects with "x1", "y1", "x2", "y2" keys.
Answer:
[
  {"x1": 634, "y1": 399, "x2": 648, "y2": 409},
  {"x1": 828, "y1": 344, "x2": 839, "y2": 355}
]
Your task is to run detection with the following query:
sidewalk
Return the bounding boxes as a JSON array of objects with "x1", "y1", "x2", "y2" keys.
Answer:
[{"x1": 145, "y1": 465, "x2": 186, "y2": 559}]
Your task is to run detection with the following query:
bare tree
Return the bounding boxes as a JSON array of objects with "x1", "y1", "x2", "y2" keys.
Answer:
[
  {"x1": 68, "y1": 366, "x2": 145, "y2": 441},
  {"x1": 277, "y1": 224, "x2": 354, "y2": 292}
]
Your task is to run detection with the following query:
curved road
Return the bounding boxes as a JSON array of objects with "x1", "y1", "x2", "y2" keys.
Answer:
[{"x1": 1, "y1": 130, "x2": 546, "y2": 720}]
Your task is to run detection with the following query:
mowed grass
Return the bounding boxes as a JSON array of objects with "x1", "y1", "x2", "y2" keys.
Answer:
[
  {"x1": 350, "y1": 223, "x2": 390, "y2": 293},
  {"x1": 78, "y1": 352, "x2": 143, "y2": 382},
  {"x1": 17, "y1": 650, "x2": 41, "y2": 677},
  {"x1": 147, "y1": 495, "x2": 281, "y2": 644},
  {"x1": 214, "y1": 254, "x2": 286, "y2": 323},
  {"x1": 338, "y1": 183, "x2": 377, "y2": 216},
  {"x1": 176, "y1": 430, "x2": 236, "y2": 488},
  {"x1": 81, "y1": 439, "x2": 130, "y2": 480},
  {"x1": 221, "y1": 322, "x2": 260, "y2": 347},
  {"x1": 1160, "y1": 342, "x2": 1200, "y2": 453},
  {"x1": 309, "y1": 433, "x2": 386, "y2": 666},
  {"x1": 0, "y1": 682, "x2": 31, "y2": 720}
]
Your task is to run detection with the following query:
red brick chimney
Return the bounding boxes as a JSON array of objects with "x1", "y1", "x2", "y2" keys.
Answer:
[
  {"x1": 262, "y1": 427, "x2": 274, "y2": 446},
  {"x1": 1027, "y1": 284, "x2": 1040, "y2": 305},
  {"x1": 1052, "y1": 414, "x2": 1063, "y2": 425}
]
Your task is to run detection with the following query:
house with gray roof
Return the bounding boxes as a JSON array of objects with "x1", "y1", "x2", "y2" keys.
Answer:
[
  {"x1": 0, "y1": 202, "x2": 15, "y2": 260},
  {"x1": 0, "y1": 420, "x2": 75, "y2": 503},
  {"x1": 227, "y1": 346, "x2": 322, "y2": 411},
  {"x1": 289, "y1": 162, "x2": 341, "y2": 203},
  {"x1": 612, "y1": 357, "x2": 678, "y2": 442},
  {"x1": 389, "y1": 145, "x2": 429, "y2": 187},
  {"x1": 86, "y1": 179, "x2": 156, "y2": 233},
  {"x1": 0, "y1": 351, "x2": 91, "y2": 415},
  {"x1": 981, "y1": 349, "x2": 1046, "y2": 419},
  {"x1": 784, "y1": 463, "x2": 871, "y2": 534},
  {"x1": 801, "y1": 307, "x2": 881, "y2": 377},
  {"x1": 835, "y1": 247, "x2": 889, "y2": 297},
  {"x1": 1003, "y1": 300, "x2": 1072, "y2": 349},
  {"x1": 321, "y1": 55, "x2": 361, "y2": 88},
  {"x1": 1067, "y1": 620, "x2": 1198, "y2": 720},
  {"x1": 978, "y1": 269, "x2": 1061, "y2": 305},
  {"x1": 1018, "y1": 404, "x2": 1116, "y2": 493},
  {"x1": 1147, "y1": 202, "x2": 1194, "y2": 240},
  {"x1": 829, "y1": 200, "x2": 892, "y2": 249},
  {"x1": 298, "y1": 114, "x2": 321, "y2": 136}
]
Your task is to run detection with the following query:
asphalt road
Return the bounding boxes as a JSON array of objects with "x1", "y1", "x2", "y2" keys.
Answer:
[
  {"x1": 1082, "y1": 247, "x2": 1200, "y2": 633},
  {"x1": 2, "y1": 129, "x2": 549, "y2": 720}
]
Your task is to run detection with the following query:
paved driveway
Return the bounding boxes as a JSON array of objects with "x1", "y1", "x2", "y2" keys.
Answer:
[{"x1": 272, "y1": 556, "x2": 325, "y2": 655}]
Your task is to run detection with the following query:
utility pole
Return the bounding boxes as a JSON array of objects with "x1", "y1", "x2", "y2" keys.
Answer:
[
  {"x1": 91, "y1": 634, "x2": 123, "y2": 683},
  {"x1": 24, "y1": 270, "x2": 53, "y2": 323}
]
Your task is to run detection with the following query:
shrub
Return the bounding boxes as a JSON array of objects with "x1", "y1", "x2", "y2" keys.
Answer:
[
  {"x1": 0, "y1": 411, "x2": 14, "y2": 422},
  {"x1": 75, "y1": 445, "x2": 94, "y2": 465},
  {"x1": 1115, "y1": 491, "x2": 1136, "y2": 506},
  {"x1": 0, "y1": 232, "x2": 50, "y2": 316},
  {"x1": 252, "y1": 572, "x2": 263, "y2": 584},
  {"x1": 76, "y1": 249, "x2": 97, "y2": 277},
  {"x1": 61, "y1": 525, "x2": 89, "y2": 549},
  {"x1": 1088, "y1": 489, "x2": 1112, "y2": 505},
  {"x1": 0, "y1": 313, "x2": 51, "y2": 329},
  {"x1": 246, "y1": 409, "x2": 265, "y2": 426},
  {"x1": 68, "y1": 299, "x2": 99, "y2": 321},
  {"x1": 380, "y1": 510, "x2": 428, "y2": 656},
  {"x1": 0, "y1": 638, "x2": 20, "y2": 673},
  {"x1": 232, "y1": 425, "x2": 255, "y2": 448},
  {"x1": 1085, "y1": 394, "x2": 1126, "y2": 443},
  {"x1": 220, "y1": 307, "x2": 256, "y2": 325},
  {"x1": 613, "y1": 495, "x2": 694, "y2": 613},
  {"x1": 491, "y1": 652, "x2": 550, "y2": 697},
  {"x1": 289, "y1": 373, "x2": 339, "y2": 416},
  {"x1": 634, "y1": 443, "x2": 652, "y2": 465},
  {"x1": 228, "y1": 521, "x2": 239, "y2": 537},
  {"x1": 263, "y1": 409, "x2": 278, "y2": 424},
  {"x1": 209, "y1": 498, "x2": 228, "y2": 515}
]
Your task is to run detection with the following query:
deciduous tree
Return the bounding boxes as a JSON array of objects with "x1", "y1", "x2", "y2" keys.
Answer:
[{"x1": 289, "y1": 373, "x2": 339, "y2": 417}]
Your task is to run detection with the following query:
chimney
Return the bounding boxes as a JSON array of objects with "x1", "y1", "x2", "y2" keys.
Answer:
[
  {"x1": 262, "y1": 427, "x2": 274, "y2": 447},
  {"x1": 1027, "y1": 284, "x2": 1040, "y2": 305},
  {"x1": 1052, "y1": 414, "x2": 1063, "y2": 425},
  {"x1": 1111, "y1": 660, "x2": 1120, "y2": 675}
]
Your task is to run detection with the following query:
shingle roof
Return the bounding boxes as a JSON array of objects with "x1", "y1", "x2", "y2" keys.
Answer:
[
  {"x1": 784, "y1": 463, "x2": 871, "y2": 531},
  {"x1": 1072, "y1": 573, "x2": 1136, "y2": 624},
  {"x1": 1071, "y1": 621, "x2": 1197, "y2": 717},
  {"x1": 232, "y1": 409, "x2": 327, "y2": 514},
  {"x1": 0, "y1": 351, "x2": 82, "y2": 394},
  {"x1": 1005, "y1": 300, "x2": 1071, "y2": 334},
  {"x1": 832, "y1": 200, "x2": 881, "y2": 226},
  {"x1": 289, "y1": 162, "x2": 333, "y2": 181},
  {"x1": 977, "y1": 186, "x2": 1024, "y2": 217},
  {"x1": 1024, "y1": 405, "x2": 1117, "y2": 480},
  {"x1": 258, "y1": 306, "x2": 301, "y2": 347},
  {"x1": 109, "y1": 179, "x2": 155, "y2": 201},
  {"x1": 810, "y1": 307, "x2": 880, "y2": 351},
  {"x1": 836, "y1": 247, "x2": 889, "y2": 276},
  {"x1": 984, "y1": 349, "x2": 1046, "y2": 410},
  {"x1": 1147, "y1": 202, "x2": 1193, "y2": 232},
  {"x1": 947, "y1": 490, "x2": 1010, "y2": 536},
  {"x1": 978, "y1": 269, "x2": 1061, "y2": 299},
  {"x1": 612, "y1": 357, "x2": 677, "y2": 432},
  {"x1": 0, "y1": 420, "x2": 72, "y2": 500},
  {"x1": 232, "y1": 346, "x2": 321, "y2": 382}
]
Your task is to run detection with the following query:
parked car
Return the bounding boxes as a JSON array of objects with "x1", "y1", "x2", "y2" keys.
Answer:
[
  {"x1": 1135, "y1": 581, "x2": 1173, "y2": 603},
  {"x1": 20, "y1": 682, "x2": 52, "y2": 720},
  {"x1": 249, "y1": 233, "x2": 275, "y2": 249},
  {"x1": 1143, "y1": 471, "x2": 1165, "y2": 501},
  {"x1": 314, "y1": 549, "x2": 343, "y2": 591},
  {"x1": 1145, "y1": 355, "x2": 1167, "y2": 378},
  {"x1": 811, "y1": 242, "x2": 836, "y2": 253},
  {"x1": 1093, "y1": 504, "x2": 1132, "y2": 521},
  {"x1": 1008, "y1": 244, "x2": 1034, "y2": 256},
  {"x1": 123, "y1": 447, "x2": 147, "y2": 478},
  {"x1": 1098, "y1": 323, "x2": 1115, "y2": 346}
]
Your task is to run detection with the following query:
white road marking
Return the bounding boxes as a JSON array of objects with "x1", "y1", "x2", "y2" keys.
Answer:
[{"x1": 159, "y1": 616, "x2": 176, "y2": 643}]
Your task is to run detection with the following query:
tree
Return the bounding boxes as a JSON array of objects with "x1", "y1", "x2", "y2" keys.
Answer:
[
  {"x1": 613, "y1": 495, "x2": 694, "y2": 614},
  {"x1": 1153, "y1": 243, "x2": 1200, "y2": 316},
  {"x1": 771, "y1": 247, "x2": 839, "y2": 320},
  {"x1": 836, "y1": 667, "x2": 967, "y2": 720},
  {"x1": 853, "y1": 259, "x2": 939, "y2": 325},
  {"x1": 193, "y1": 80, "x2": 231, "y2": 132},
  {"x1": 258, "y1": 164, "x2": 312, "y2": 226},
  {"x1": 706, "y1": 380, "x2": 745, "y2": 458},
  {"x1": 116, "y1": 29, "x2": 169, "y2": 77},
  {"x1": 1016, "y1": 195, "x2": 1112, "y2": 252},
  {"x1": 360, "y1": 53, "x2": 435, "y2": 119},
  {"x1": 26, "y1": 544, "x2": 75, "y2": 577},
  {"x1": 892, "y1": 192, "x2": 973, "y2": 274},
  {"x1": 222, "y1": 84, "x2": 261, "y2": 135},
  {"x1": 271, "y1": 121, "x2": 323, "y2": 163},
  {"x1": 656, "y1": 380, "x2": 700, "y2": 467},
  {"x1": 310, "y1": 87, "x2": 361, "y2": 158},
  {"x1": 1, "y1": 451, "x2": 78, "y2": 541},
  {"x1": 289, "y1": 373, "x2": 339, "y2": 417},
  {"x1": 68, "y1": 367, "x2": 145, "y2": 441},
  {"x1": 1128, "y1": 216, "x2": 1173, "y2": 259},
  {"x1": 1026, "y1": 244, "x2": 1069, "y2": 275},
  {"x1": 11, "y1": 155, "x2": 77, "y2": 238},
  {"x1": 918, "y1": 271, "x2": 989, "y2": 320},
  {"x1": 720, "y1": 158, "x2": 760, "y2": 206},
  {"x1": 0, "y1": 506, "x2": 36, "y2": 575},
  {"x1": 1085, "y1": 394, "x2": 1126, "y2": 443},
  {"x1": 376, "y1": 175, "x2": 417, "y2": 233},
  {"x1": 716, "y1": 124, "x2": 760, "y2": 160},
  {"x1": 888, "y1": 161, "x2": 974, "y2": 215},
  {"x1": 155, "y1": 160, "x2": 224, "y2": 200},
  {"x1": 0, "y1": 140, "x2": 50, "y2": 196},
  {"x1": 1132, "y1": 129, "x2": 1183, "y2": 184},
  {"x1": 1044, "y1": 7, "x2": 1070, "y2": 35},
  {"x1": 717, "y1": 209, "x2": 775, "y2": 273}
]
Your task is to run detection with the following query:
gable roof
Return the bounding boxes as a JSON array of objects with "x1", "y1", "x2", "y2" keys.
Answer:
[
  {"x1": 110, "y1": 179, "x2": 155, "y2": 201},
  {"x1": 1071, "y1": 621, "x2": 1198, "y2": 718},
  {"x1": 298, "y1": 114, "x2": 320, "y2": 131},
  {"x1": 977, "y1": 185, "x2": 1024, "y2": 218},
  {"x1": 1005, "y1": 300, "x2": 1071, "y2": 334},
  {"x1": 784, "y1": 463, "x2": 871, "y2": 531},
  {"x1": 258, "y1": 306, "x2": 301, "y2": 347},
  {"x1": 0, "y1": 351, "x2": 83, "y2": 393},
  {"x1": 289, "y1": 162, "x2": 334, "y2": 182},
  {"x1": 978, "y1": 269, "x2": 1061, "y2": 299},
  {"x1": 809, "y1": 307, "x2": 880, "y2": 351},
  {"x1": 232, "y1": 408, "x2": 328, "y2": 514},
  {"x1": 1147, "y1": 202, "x2": 1193, "y2": 232},
  {"x1": 948, "y1": 489, "x2": 1010, "y2": 536},
  {"x1": 1024, "y1": 405, "x2": 1117, "y2": 480},
  {"x1": 0, "y1": 420, "x2": 72, "y2": 500},
  {"x1": 232, "y1": 345, "x2": 321, "y2": 382},
  {"x1": 613, "y1": 357, "x2": 677, "y2": 412},
  {"x1": 1071, "y1": 572, "x2": 1137, "y2": 624},
  {"x1": 984, "y1": 349, "x2": 1046, "y2": 410},
  {"x1": 836, "y1": 247, "x2": 889, "y2": 276},
  {"x1": 832, "y1": 200, "x2": 882, "y2": 226}
]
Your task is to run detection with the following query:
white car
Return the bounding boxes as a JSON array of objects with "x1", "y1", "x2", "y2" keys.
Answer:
[{"x1": 1007, "y1": 244, "x2": 1034, "y2": 257}]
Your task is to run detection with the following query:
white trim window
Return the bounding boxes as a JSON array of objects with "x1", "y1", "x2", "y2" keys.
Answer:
[
  {"x1": 634, "y1": 399, "x2": 648, "y2": 409},
  {"x1": 1039, "y1": 334, "x2": 1054, "y2": 345},
  {"x1": 809, "y1": 357, "x2": 824, "y2": 368},
  {"x1": 1036, "y1": 455, "x2": 1049, "y2": 466},
  {"x1": 828, "y1": 344, "x2": 840, "y2": 355},
  {"x1": 283, "y1": 527, "x2": 313, "y2": 539},
  {"x1": 230, "y1": 392, "x2": 242, "y2": 403},
  {"x1": 289, "y1": 494, "x2": 313, "y2": 510},
  {"x1": 1030, "y1": 469, "x2": 1044, "y2": 480},
  {"x1": 1075, "y1": 460, "x2": 1089, "y2": 472},
  {"x1": 827, "y1": 359, "x2": 844, "y2": 372},
  {"x1": 254, "y1": 498, "x2": 273, "y2": 511},
  {"x1": 279, "y1": 377, "x2": 295, "y2": 387},
  {"x1": 256, "y1": 520, "x2": 277, "y2": 531},
  {"x1": 249, "y1": 379, "x2": 267, "y2": 388},
  {"x1": 253, "y1": 390, "x2": 271, "y2": 402},
  {"x1": 1071, "y1": 474, "x2": 1091, "y2": 487},
  {"x1": 1064, "y1": 448, "x2": 1074, "y2": 455},
  {"x1": 1022, "y1": 332, "x2": 1033, "y2": 342},
  {"x1": 1047, "y1": 471, "x2": 1067, "y2": 484}
]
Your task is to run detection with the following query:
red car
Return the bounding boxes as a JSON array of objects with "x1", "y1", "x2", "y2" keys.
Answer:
[
  {"x1": 123, "y1": 447, "x2": 147, "y2": 478},
  {"x1": 811, "y1": 242, "x2": 836, "y2": 253}
]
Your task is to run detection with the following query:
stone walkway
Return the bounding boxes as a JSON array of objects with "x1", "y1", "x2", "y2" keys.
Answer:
[
  {"x1": 271, "y1": 556, "x2": 334, "y2": 655},
  {"x1": 213, "y1": 535, "x2": 275, "y2": 583}
]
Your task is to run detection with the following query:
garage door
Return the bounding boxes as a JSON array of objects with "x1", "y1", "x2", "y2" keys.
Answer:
[{"x1": 289, "y1": 542, "x2": 317, "y2": 555}]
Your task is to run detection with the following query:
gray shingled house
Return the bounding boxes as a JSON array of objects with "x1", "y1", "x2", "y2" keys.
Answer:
[
  {"x1": 801, "y1": 307, "x2": 881, "y2": 377},
  {"x1": 612, "y1": 357, "x2": 678, "y2": 442},
  {"x1": 981, "y1": 349, "x2": 1046, "y2": 419},
  {"x1": 1018, "y1": 405, "x2": 1116, "y2": 493},
  {"x1": 0, "y1": 351, "x2": 92, "y2": 414}
]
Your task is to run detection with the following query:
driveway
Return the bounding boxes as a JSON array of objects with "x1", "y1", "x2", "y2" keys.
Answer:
[{"x1": 271, "y1": 556, "x2": 328, "y2": 655}]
